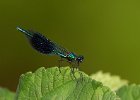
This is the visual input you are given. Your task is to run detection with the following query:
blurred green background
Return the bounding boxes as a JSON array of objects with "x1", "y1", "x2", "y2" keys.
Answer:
[{"x1": 0, "y1": 0, "x2": 140, "y2": 91}]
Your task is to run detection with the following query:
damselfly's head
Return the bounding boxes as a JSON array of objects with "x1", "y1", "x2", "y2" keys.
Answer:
[{"x1": 76, "y1": 55, "x2": 84, "y2": 63}]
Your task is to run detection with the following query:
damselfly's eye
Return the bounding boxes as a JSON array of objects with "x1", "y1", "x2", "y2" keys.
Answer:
[{"x1": 76, "y1": 55, "x2": 84, "y2": 62}]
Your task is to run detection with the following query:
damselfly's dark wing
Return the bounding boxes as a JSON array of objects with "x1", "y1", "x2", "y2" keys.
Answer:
[
  {"x1": 17, "y1": 27, "x2": 55, "y2": 54},
  {"x1": 17, "y1": 27, "x2": 69, "y2": 57}
]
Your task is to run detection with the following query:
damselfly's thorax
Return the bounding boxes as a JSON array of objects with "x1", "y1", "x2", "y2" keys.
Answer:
[{"x1": 64, "y1": 52, "x2": 84, "y2": 63}]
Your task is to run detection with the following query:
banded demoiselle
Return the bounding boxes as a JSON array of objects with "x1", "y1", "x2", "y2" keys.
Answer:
[{"x1": 17, "y1": 27, "x2": 84, "y2": 78}]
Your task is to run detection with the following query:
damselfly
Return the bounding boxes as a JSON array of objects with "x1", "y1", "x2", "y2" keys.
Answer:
[{"x1": 17, "y1": 27, "x2": 84, "y2": 78}]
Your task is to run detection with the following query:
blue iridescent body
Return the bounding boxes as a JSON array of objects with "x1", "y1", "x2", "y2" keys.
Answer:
[{"x1": 17, "y1": 27, "x2": 84, "y2": 64}]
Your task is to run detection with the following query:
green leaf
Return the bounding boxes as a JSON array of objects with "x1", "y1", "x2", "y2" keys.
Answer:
[
  {"x1": 116, "y1": 84, "x2": 140, "y2": 100},
  {"x1": 0, "y1": 87, "x2": 15, "y2": 100},
  {"x1": 16, "y1": 67, "x2": 120, "y2": 100},
  {"x1": 90, "y1": 71, "x2": 128, "y2": 91}
]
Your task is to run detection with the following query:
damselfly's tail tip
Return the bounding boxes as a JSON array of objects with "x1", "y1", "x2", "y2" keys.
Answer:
[
  {"x1": 16, "y1": 26, "x2": 33, "y2": 38},
  {"x1": 16, "y1": 26, "x2": 22, "y2": 31},
  {"x1": 16, "y1": 26, "x2": 27, "y2": 34}
]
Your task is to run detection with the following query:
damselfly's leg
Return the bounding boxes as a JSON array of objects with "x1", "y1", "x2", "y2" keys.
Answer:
[
  {"x1": 71, "y1": 66, "x2": 77, "y2": 80},
  {"x1": 77, "y1": 62, "x2": 83, "y2": 81},
  {"x1": 58, "y1": 57, "x2": 64, "y2": 74},
  {"x1": 68, "y1": 61, "x2": 76, "y2": 80}
]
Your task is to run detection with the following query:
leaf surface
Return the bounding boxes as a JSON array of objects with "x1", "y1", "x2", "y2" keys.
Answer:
[
  {"x1": 16, "y1": 67, "x2": 120, "y2": 100},
  {"x1": 0, "y1": 87, "x2": 15, "y2": 100},
  {"x1": 116, "y1": 84, "x2": 140, "y2": 100}
]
